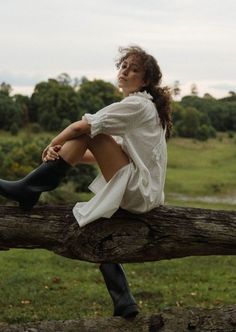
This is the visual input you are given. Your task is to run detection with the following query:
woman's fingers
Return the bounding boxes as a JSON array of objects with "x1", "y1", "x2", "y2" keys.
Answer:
[
  {"x1": 53, "y1": 145, "x2": 62, "y2": 152},
  {"x1": 42, "y1": 145, "x2": 62, "y2": 162},
  {"x1": 42, "y1": 148, "x2": 49, "y2": 161},
  {"x1": 46, "y1": 147, "x2": 59, "y2": 160}
]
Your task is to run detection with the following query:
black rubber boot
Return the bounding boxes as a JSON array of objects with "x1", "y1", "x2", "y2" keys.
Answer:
[
  {"x1": 0, "y1": 157, "x2": 71, "y2": 210},
  {"x1": 99, "y1": 263, "x2": 139, "y2": 319}
]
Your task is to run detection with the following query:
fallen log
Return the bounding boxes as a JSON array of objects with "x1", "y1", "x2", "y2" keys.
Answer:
[
  {"x1": 0, "y1": 305, "x2": 236, "y2": 332},
  {"x1": 0, "y1": 204, "x2": 235, "y2": 330},
  {"x1": 0, "y1": 204, "x2": 235, "y2": 263}
]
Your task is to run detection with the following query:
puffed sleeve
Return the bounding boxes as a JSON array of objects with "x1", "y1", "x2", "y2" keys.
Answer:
[{"x1": 82, "y1": 96, "x2": 145, "y2": 138}]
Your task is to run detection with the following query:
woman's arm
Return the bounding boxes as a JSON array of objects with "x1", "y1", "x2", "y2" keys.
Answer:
[
  {"x1": 42, "y1": 120, "x2": 91, "y2": 161},
  {"x1": 50, "y1": 120, "x2": 91, "y2": 146}
]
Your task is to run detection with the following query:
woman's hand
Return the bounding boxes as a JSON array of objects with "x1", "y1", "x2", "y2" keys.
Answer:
[{"x1": 42, "y1": 144, "x2": 62, "y2": 162}]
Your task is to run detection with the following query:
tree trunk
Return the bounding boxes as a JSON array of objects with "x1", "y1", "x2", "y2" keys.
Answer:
[
  {"x1": 1, "y1": 204, "x2": 235, "y2": 330},
  {"x1": 0, "y1": 205, "x2": 235, "y2": 263},
  {"x1": 0, "y1": 305, "x2": 235, "y2": 332}
]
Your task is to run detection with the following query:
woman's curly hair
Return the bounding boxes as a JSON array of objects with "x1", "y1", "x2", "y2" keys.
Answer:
[{"x1": 116, "y1": 46, "x2": 173, "y2": 139}]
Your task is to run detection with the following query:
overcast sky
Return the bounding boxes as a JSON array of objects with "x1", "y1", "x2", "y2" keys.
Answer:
[{"x1": 0, "y1": 0, "x2": 235, "y2": 98}]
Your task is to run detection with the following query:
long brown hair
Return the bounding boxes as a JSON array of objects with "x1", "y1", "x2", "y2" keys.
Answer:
[{"x1": 116, "y1": 46, "x2": 172, "y2": 139}]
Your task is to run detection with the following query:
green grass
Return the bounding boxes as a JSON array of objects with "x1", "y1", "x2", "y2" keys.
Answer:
[
  {"x1": 0, "y1": 250, "x2": 235, "y2": 323},
  {"x1": 0, "y1": 133, "x2": 236, "y2": 323},
  {"x1": 166, "y1": 136, "x2": 236, "y2": 198}
]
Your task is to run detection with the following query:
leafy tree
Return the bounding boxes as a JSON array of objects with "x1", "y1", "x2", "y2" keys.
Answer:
[
  {"x1": 0, "y1": 82, "x2": 12, "y2": 95},
  {"x1": 0, "y1": 82, "x2": 22, "y2": 130},
  {"x1": 57, "y1": 73, "x2": 72, "y2": 86},
  {"x1": 172, "y1": 102, "x2": 185, "y2": 121},
  {"x1": 14, "y1": 94, "x2": 31, "y2": 126},
  {"x1": 0, "y1": 92, "x2": 22, "y2": 130},
  {"x1": 29, "y1": 76, "x2": 121, "y2": 131},
  {"x1": 181, "y1": 95, "x2": 236, "y2": 132},
  {"x1": 219, "y1": 95, "x2": 236, "y2": 102},
  {"x1": 29, "y1": 77, "x2": 80, "y2": 131},
  {"x1": 172, "y1": 101, "x2": 216, "y2": 140},
  {"x1": 191, "y1": 83, "x2": 198, "y2": 96},
  {"x1": 203, "y1": 93, "x2": 215, "y2": 100},
  {"x1": 171, "y1": 102, "x2": 185, "y2": 136},
  {"x1": 172, "y1": 80, "x2": 181, "y2": 98},
  {"x1": 196, "y1": 124, "x2": 216, "y2": 141},
  {"x1": 175, "y1": 107, "x2": 201, "y2": 138},
  {"x1": 77, "y1": 79, "x2": 122, "y2": 116}
]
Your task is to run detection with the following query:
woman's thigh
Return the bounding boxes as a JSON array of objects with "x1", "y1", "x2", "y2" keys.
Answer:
[
  {"x1": 87, "y1": 134, "x2": 130, "y2": 182},
  {"x1": 59, "y1": 134, "x2": 130, "y2": 182}
]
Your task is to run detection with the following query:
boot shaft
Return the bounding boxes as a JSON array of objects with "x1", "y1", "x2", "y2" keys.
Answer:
[{"x1": 99, "y1": 263, "x2": 139, "y2": 318}]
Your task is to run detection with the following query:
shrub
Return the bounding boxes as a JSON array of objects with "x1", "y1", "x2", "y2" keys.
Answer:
[
  {"x1": 10, "y1": 123, "x2": 19, "y2": 136},
  {"x1": 228, "y1": 131, "x2": 234, "y2": 139},
  {"x1": 31, "y1": 123, "x2": 42, "y2": 133}
]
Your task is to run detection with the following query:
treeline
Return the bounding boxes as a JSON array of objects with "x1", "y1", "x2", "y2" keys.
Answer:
[
  {"x1": 0, "y1": 74, "x2": 236, "y2": 140},
  {"x1": 172, "y1": 94, "x2": 236, "y2": 140},
  {"x1": 0, "y1": 74, "x2": 122, "y2": 135}
]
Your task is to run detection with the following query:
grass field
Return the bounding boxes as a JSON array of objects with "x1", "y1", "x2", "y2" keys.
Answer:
[
  {"x1": 0, "y1": 134, "x2": 235, "y2": 323},
  {"x1": 0, "y1": 251, "x2": 235, "y2": 324},
  {"x1": 166, "y1": 135, "x2": 236, "y2": 210}
]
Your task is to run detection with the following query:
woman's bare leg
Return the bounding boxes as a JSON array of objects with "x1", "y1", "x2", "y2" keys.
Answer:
[{"x1": 59, "y1": 134, "x2": 130, "y2": 182}]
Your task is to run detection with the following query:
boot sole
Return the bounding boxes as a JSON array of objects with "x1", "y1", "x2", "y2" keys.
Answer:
[
  {"x1": 0, "y1": 187, "x2": 40, "y2": 210},
  {"x1": 114, "y1": 304, "x2": 139, "y2": 319}
]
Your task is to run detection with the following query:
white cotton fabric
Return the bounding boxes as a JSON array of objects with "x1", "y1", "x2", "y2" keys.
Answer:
[{"x1": 73, "y1": 91, "x2": 167, "y2": 227}]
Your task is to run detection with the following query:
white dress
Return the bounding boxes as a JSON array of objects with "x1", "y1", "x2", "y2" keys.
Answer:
[{"x1": 73, "y1": 91, "x2": 167, "y2": 227}]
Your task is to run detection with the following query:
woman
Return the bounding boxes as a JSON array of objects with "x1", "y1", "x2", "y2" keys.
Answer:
[{"x1": 0, "y1": 46, "x2": 172, "y2": 318}]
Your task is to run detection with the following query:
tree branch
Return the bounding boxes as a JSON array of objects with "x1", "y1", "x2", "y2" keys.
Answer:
[{"x1": 0, "y1": 205, "x2": 235, "y2": 263}]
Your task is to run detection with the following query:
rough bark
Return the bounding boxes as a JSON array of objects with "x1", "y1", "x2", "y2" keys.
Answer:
[
  {"x1": 0, "y1": 305, "x2": 235, "y2": 332},
  {"x1": 0, "y1": 204, "x2": 235, "y2": 263},
  {"x1": 1, "y1": 205, "x2": 236, "y2": 330}
]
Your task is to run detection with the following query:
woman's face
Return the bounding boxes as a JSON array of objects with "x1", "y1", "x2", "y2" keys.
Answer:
[{"x1": 117, "y1": 55, "x2": 146, "y2": 97}]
